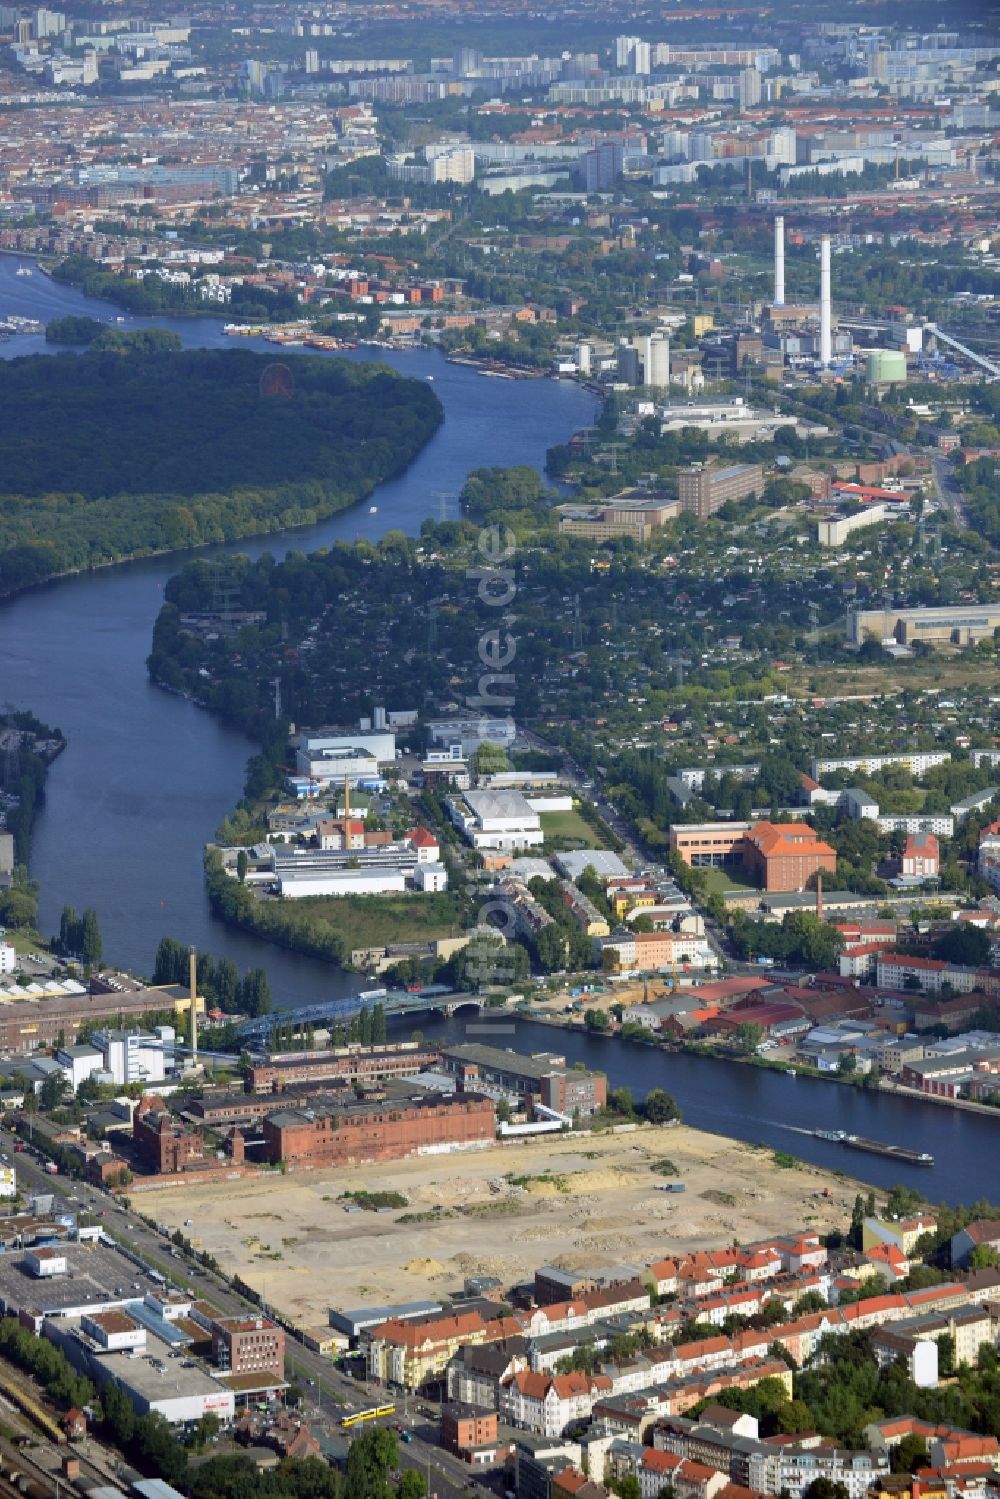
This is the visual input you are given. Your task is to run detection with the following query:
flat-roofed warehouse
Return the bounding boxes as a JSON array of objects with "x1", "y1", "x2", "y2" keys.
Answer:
[
  {"x1": 849, "y1": 603, "x2": 1000, "y2": 647},
  {"x1": 439, "y1": 1042, "x2": 607, "y2": 1117},
  {"x1": 77, "y1": 1325, "x2": 236, "y2": 1424}
]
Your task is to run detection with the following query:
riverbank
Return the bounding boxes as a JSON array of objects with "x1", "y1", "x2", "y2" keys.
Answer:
[{"x1": 137, "y1": 1122, "x2": 863, "y2": 1329}]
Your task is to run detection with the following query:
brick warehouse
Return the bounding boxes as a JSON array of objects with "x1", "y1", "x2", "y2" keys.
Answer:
[{"x1": 261, "y1": 1090, "x2": 496, "y2": 1168}]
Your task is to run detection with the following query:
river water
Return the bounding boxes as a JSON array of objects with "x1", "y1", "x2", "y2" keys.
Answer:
[
  {"x1": 0, "y1": 254, "x2": 597, "y2": 996},
  {"x1": 413, "y1": 1014, "x2": 997, "y2": 1206},
  {"x1": 1, "y1": 254, "x2": 998, "y2": 1203}
]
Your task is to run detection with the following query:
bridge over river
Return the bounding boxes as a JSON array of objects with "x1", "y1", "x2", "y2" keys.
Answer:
[{"x1": 235, "y1": 988, "x2": 484, "y2": 1043}]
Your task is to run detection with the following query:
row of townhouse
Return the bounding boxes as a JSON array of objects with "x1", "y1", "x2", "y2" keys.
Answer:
[
  {"x1": 366, "y1": 1308, "x2": 522, "y2": 1388},
  {"x1": 685, "y1": 1269, "x2": 832, "y2": 1327},
  {"x1": 652, "y1": 1411, "x2": 890, "y2": 1499},
  {"x1": 650, "y1": 1233, "x2": 827, "y2": 1299}
]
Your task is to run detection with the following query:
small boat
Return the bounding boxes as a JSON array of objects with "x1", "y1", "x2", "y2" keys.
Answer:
[
  {"x1": 426, "y1": 375, "x2": 435, "y2": 381},
  {"x1": 15, "y1": 266, "x2": 32, "y2": 277},
  {"x1": 814, "y1": 1129, "x2": 848, "y2": 1142},
  {"x1": 368, "y1": 505, "x2": 378, "y2": 514}
]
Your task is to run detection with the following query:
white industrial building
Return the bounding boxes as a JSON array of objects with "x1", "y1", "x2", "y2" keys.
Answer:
[
  {"x1": 278, "y1": 867, "x2": 408, "y2": 898},
  {"x1": 56, "y1": 1043, "x2": 106, "y2": 1092},
  {"x1": 294, "y1": 749, "x2": 381, "y2": 786},
  {"x1": 91, "y1": 1029, "x2": 169, "y2": 1088},
  {"x1": 269, "y1": 839, "x2": 446, "y2": 898},
  {"x1": 85, "y1": 1327, "x2": 236, "y2": 1425},
  {"x1": 296, "y1": 728, "x2": 396, "y2": 764},
  {"x1": 658, "y1": 398, "x2": 805, "y2": 444},
  {"x1": 448, "y1": 789, "x2": 544, "y2": 851},
  {"x1": 817, "y1": 503, "x2": 892, "y2": 548},
  {"x1": 0, "y1": 943, "x2": 16, "y2": 975},
  {"x1": 427, "y1": 717, "x2": 517, "y2": 757}
]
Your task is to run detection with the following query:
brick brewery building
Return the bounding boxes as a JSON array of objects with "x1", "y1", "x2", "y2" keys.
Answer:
[
  {"x1": 133, "y1": 1095, "x2": 207, "y2": 1174},
  {"x1": 261, "y1": 1088, "x2": 496, "y2": 1169}
]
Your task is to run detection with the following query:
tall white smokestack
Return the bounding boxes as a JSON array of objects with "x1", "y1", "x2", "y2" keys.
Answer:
[
  {"x1": 774, "y1": 215, "x2": 785, "y2": 308},
  {"x1": 820, "y1": 235, "x2": 832, "y2": 368}
]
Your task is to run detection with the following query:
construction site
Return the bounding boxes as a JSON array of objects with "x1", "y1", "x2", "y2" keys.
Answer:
[{"x1": 140, "y1": 1123, "x2": 856, "y2": 1331}]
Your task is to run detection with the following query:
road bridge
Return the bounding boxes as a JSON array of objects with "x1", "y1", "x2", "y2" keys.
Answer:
[{"x1": 235, "y1": 988, "x2": 483, "y2": 1042}]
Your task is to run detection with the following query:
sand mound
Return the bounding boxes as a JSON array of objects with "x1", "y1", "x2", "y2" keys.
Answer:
[{"x1": 404, "y1": 1257, "x2": 446, "y2": 1277}]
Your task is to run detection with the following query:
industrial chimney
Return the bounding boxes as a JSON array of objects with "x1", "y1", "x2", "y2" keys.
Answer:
[
  {"x1": 774, "y1": 216, "x2": 785, "y2": 308},
  {"x1": 188, "y1": 946, "x2": 198, "y2": 1062},
  {"x1": 820, "y1": 235, "x2": 832, "y2": 368}
]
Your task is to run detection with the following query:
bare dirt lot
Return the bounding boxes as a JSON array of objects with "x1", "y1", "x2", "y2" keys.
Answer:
[{"x1": 141, "y1": 1126, "x2": 860, "y2": 1329}]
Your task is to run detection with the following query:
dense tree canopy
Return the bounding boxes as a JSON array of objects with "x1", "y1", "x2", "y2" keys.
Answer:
[{"x1": 0, "y1": 347, "x2": 441, "y2": 597}]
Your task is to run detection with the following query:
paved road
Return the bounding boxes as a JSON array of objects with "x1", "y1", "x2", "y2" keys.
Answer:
[
  {"x1": 4, "y1": 1131, "x2": 489, "y2": 1499},
  {"x1": 930, "y1": 454, "x2": 968, "y2": 529}
]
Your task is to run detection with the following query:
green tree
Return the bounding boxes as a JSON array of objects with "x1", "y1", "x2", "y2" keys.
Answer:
[
  {"x1": 803, "y1": 1480, "x2": 850, "y2": 1499},
  {"x1": 892, "y1": 1434, "x2": 929, "y2": 1475},
  {"x1": 79, "y1": 908, "x2": 103, "y2": 968},
  {"x1": 58, "y1": 905, "x2": 80, "y2": 955},
  {"x1": 733, "y1": 1021, "x2": 764, "y2": 1054},
  {"x1": 236, "y1": 848, "x2": 248, "y2": 884},
  {"x1": 39, "y1": 1071, "x2": 68, "y2": 1112},
  {"x1": 934, "y1": 925, "x2": 990, "y2": 967},
  {"x1": 214, "y1": 957, "x2": 239, "y2": 1008},
  {"x1": 644, "y1": 1088, "x2": 680, "y2": 1124}
]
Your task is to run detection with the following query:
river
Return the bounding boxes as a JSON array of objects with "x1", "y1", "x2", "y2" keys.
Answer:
[
  {"x1": 0, "y1": 254, "x2": 598, "y2": 998},
  {"x1": 2, "y1": 255, "x2": 999, "y2": 1203},
  {"x1": 413, "y1": 1014, "x2": 997, "y2": 1206}
]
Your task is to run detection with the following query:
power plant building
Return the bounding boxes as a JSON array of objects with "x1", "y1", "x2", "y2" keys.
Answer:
[{"x1": 866, "y1": 350, "x2": 908, "y2": 385}]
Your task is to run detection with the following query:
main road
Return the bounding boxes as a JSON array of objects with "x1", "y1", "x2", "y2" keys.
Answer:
[{"x1": 4, "y1": 1130, "x2": 486, "y2": 1499}]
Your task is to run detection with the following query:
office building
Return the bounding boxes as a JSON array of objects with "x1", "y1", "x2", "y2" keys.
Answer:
[
  {"x1": 678, "y1": 464, "x2": 764, "y2": 520},
  {"x1": 558, "y1": 494, "x2": 679, "y2": 542},
  {"x1": 212, "y1": 1316, "x2": 285, "y2": 1380}
]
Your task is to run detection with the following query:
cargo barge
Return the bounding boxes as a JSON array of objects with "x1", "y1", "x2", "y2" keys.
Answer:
[{"x1": 813, "y1": 1129, "x2": 932, "y2": 1166}]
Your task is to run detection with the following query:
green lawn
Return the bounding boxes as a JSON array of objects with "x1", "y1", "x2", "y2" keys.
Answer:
[
  {"x1": 291, "y1": 891, "x2": 468, "y2": 950},
  {"x1": 700, "y1": 865, "x2": 760, "y2": 895},
  {"x1": 540, "y1": 808, "x2": 603, "y2": 849}
]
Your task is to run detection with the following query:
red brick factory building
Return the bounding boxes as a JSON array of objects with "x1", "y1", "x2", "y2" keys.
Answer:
[{"x1": 261, "y1": 1089, "x2": 496, "y2": 1169}]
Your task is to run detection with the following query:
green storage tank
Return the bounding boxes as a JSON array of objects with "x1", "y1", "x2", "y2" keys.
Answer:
[{"x1": 866, "y1": 350, "x2": 907, "y2": 384}]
